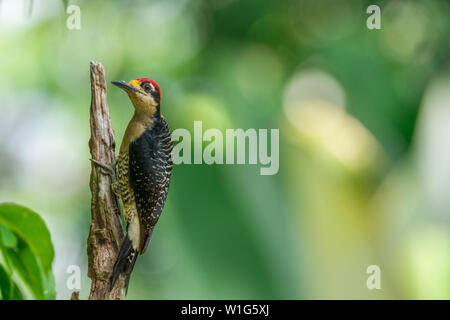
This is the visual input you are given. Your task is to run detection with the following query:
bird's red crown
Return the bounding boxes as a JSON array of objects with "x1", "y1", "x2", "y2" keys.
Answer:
[{"x1": 135, "y1": 78, "x2": 161, "y2": 97}]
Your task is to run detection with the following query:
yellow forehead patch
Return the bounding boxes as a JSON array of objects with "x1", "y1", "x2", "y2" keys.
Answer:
[{"x1": 129, "y1": 79, "x2": 141, "y2": 88}]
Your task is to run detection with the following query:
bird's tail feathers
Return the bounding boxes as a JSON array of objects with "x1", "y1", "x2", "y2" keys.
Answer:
[{"x1": 109, "y1": 233, "x2": 138, "y2": 294}]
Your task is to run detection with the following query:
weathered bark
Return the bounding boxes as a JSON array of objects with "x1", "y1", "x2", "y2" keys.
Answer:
[
  {"x1": 70, "y1": 291, "x2": 79, "y2": 300},
  {"x1": 87, "y1": 61, "x2": 125, "y2": 300}
]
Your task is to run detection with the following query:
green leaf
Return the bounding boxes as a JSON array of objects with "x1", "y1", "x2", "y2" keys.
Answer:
[
  {"x1": 0, "y1": 203, "x2": 54, "y2": 276},
  {"x1": 0, "y1": 203, "x2": 56, "y2": 300},
  {"x1": 42, "y1": 271, "x2": 56, "y2": 300},
  {"x1": 0, "y1": 225, "x2": 17, "y2": 248},
  {"x1": 0, "y1": 264, "x2": 23, "y2": 300},
  {"x1": 6, "y1": 242, "x2": 45, "y2": 299}
]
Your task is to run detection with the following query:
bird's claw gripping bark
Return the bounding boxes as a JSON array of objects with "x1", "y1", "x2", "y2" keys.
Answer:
[
  {"x1": 90, "y1": 158, "x2": 121, "y2": 196},
  {"x1": 90, "y1": 158, "x2": 114, "y2": 172}
]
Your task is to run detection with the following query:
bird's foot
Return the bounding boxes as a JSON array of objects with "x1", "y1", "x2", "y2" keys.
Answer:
[
  {"x1": 90, "y1": 158, "x2": 121, "y2": 196},
  {"x1": 90, "y1": 158, "x2": 115, "y2": 174}
]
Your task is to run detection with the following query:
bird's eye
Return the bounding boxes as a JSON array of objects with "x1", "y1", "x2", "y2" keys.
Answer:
[{"x1": 142, "y1": 83, "x2": 151, "y2": 92}]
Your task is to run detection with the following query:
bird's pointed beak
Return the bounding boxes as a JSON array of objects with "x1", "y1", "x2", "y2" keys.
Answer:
[{"x1": 112, "y1": 80, "x2": 138, "y2": 94}]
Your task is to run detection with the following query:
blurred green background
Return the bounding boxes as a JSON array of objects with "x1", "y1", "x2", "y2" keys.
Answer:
[{"x1": 0, "y1": 0, "x2": 449, "y2": 299}]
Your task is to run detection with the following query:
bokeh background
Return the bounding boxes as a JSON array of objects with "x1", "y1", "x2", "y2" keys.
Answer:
[{"x1": 0, "y1": 0, "x2": 449, "y2": 299}]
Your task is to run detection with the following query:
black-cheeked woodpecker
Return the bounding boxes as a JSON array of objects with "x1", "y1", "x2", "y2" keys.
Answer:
[{"x1": 107, "y1": 78, "x2": 173, "y2": 292}]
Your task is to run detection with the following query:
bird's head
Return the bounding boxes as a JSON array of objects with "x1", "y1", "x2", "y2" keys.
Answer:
[{"x1": 112, "y1": 78, "x2": 161, "y2": 118}]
